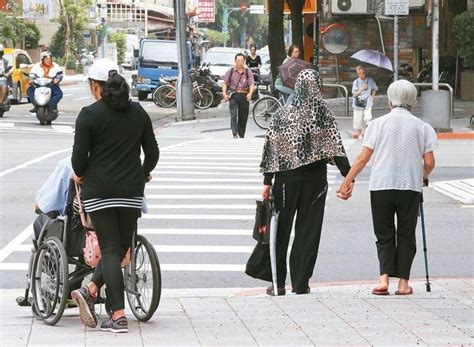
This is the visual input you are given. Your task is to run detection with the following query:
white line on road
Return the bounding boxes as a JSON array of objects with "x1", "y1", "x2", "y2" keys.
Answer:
[
  {"x1": 142, "y1": 214, "x2": 254, "y2": 220},
  {"x1": 51, "y1": 125, "x2": 74, "y2": 134},
  {"x1": 146, "y1": 204, "x2": 254, "y2": 209},
  {"x1": 146, "y1": 194, "x2": 259, "y2": 199},
  {"x1": 0, "y1": 148, "x2": 71, "y2": 178},
  {"x1": 153, "y1": 165, "x2": 258, "y2": 171},
  {"x1": 0, "y1": 122, "x2": 15, "y2": 128},
  {"x1": 153, "y1": 178, "x2": 262, "y2": 183},
  {"x1": 0, "y1": 263, "x2": 246, "y2": 272},
  {"x1": 155, "y1": 171, "x2": 260, "y2": 177},
  {"x1": 146, "y1": 185, "x2": 262, "y2": 190},
  {"x1": 139, "y1": 228, "x2": 250, "y2": 235},
  {"x1": 0, "y1": 224, "x2": 33, "y2": 263},
  {"x1": 160, "y1": 157, "x2": 260, "y2": 163},
  {"x1": 73, "y1": 96, "x2": 91, "y2": 101},
  {"x1": 63, "y1": 94, "x2": 73, "y2": 97}
]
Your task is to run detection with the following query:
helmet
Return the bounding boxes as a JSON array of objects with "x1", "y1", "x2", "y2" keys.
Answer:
[{"x1": 40, "y1": 51, "x2": 52, "y2": 60}]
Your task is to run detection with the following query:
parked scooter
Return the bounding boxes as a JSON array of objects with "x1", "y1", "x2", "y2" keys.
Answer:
[
  {"x1": 197, "y1": 63, "x2": 222, "y2": 107},
  {"x1": 28, "y1": 72, "x2": 60, "y2": 125},
  {"x1": 0, "y1": 66, "x2": 12, "y2": 117}
]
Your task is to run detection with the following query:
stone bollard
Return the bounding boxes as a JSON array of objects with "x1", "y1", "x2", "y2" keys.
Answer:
[{"x1": 420, "y1": 90, "x2": 451, "y2": 132}]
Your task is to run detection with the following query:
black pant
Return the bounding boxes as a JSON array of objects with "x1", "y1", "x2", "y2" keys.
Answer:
[
  {"x1": 89, "y1": 207, "x2": 140, "y2": 311},
  {"x1": 272, "y1": 172, "x2": 327, "y2": 291},
  {"x1": 370, "y1": 190, "x2": 421, "y2": 280},
  {"x1": 229, "y1": 93, "x2": 249, "y2": 138}
]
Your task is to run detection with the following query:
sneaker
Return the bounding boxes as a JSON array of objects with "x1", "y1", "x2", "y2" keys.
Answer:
[
  {"x1": 71, "y1": 286, "x2": 98, "y2": 328},
  {"x1": 100, "y1": 316, "x2": 128, "y2": 333}
]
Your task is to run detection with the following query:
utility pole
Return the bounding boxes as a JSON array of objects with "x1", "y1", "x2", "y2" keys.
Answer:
[
  {"x1": 312, "y1": 0, "x2": 321, "y2": 71},
  {"x1": 393, "y1": 15, "x2": 399, "y2": 80},
  {"x1": 432, "y1": 0, "x2": 439, "y2": 90},
  {"x1": 175, "y1": 0, "x2": 195, "y2": 121}
]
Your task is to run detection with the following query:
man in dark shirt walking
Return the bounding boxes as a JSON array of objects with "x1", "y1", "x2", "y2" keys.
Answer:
[{"x1": 222, "y1": 53, "x2": 255, "y2": 139}]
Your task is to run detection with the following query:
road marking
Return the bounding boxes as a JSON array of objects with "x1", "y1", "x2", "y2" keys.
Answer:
[
  {"x1": 139, "y1": 228, "x2": 250, "y2": 235},
  {"x1": 0, "y1": 224, "x2": 33, "y2": 263},
  {"x1": 0, "y1": 263, "x2": 245, "y2": 272},
  {"x1": 431, "y1": 179, "x2": 474, "y2": 204},
  {"x1": 0, "y1": 122, "x2": 15, "y2": 128},
  {"x1": 153, "y1": 165, "x2": 258, "y2": 171},
  {"x1": 73, "y1": 96, "x2": 91, "y2": 101},
  {"x1": 146, "y1": 204, "x2": 254, "y2": 209},
  {"x1": 0, "y1": 148, "x2": 71, "y2": 178},
  {"x1": 51, "y1": 125, "x2": 74, "y2": 134},
  {"x1": 155, "y1": 170, "x2": 260, "y2": 177},
  {"x1": 164, "y1": 150, "x2": 262, "y2": 154},
  {"x1": 144, "y1": 103, "x2": 155, "y2": 108},
  {"x1": 160, "y1": 156, "x2": 260, "y2": 161},
  {"x1": 142, "y1": 214, "x2": 254, "y2": 220},
  {"x1": 160, "y1": 158, "x2": 259, "y2": 164},
  {"x1": 146, "y1": 194, "x2": 259, "y2": 199},
  {"x1": 63, "y1": 94, "x2": 73, "y2": 97},
  {"x1": 146, "y1": 184, "x2": 262, "y2": 190},
  {"x1": 153, "y1": 178, "x2": 262, "y2": 183}
]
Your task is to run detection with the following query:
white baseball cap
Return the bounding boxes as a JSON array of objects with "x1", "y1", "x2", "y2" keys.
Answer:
[{"x1": 87, "y1": 58, "x2": 120, "y2": 81}]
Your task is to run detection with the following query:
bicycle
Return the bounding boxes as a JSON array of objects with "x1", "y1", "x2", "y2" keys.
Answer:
[
  {"x1": 252, "y1": 92, "x2": 287, "y2": 130},
  {"x1": 152, "y1": 73, "x2": 214, "y2": 109}
]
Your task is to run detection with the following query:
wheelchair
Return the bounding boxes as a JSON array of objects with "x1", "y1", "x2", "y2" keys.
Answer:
[{"x1": 16, "y1": 182, "x2": 162, "y2": 326}]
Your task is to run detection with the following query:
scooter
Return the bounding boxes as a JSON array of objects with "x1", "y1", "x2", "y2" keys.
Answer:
[
  {"x1": 28, "y1": 73, "x2": 60, "y2": 125},
  {"x1": 0, "y1": 67, "x2": 12, "y2": 117},
  {"x1": 197, "y1": 63, "x2": 222, "y2": 107}
]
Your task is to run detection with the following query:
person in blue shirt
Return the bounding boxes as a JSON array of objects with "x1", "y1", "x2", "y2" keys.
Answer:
[{"x1": 352, "y1": 66, "x2": 378, "y2": 139}]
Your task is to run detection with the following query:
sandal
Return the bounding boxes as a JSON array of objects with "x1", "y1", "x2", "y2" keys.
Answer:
[
  {"x1": 395, "y1": 287, "x2": 413, "y2": 295},
  {"x1": 372, "y1": 287, "x2": 389, "y2": 295}
]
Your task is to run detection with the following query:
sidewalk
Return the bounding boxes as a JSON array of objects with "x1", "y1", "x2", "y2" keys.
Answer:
[{"x1": 1, "y1": 278, "x2": 472, "y2": 346}]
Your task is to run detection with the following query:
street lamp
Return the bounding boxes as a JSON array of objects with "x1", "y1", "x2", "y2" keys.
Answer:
[{"x1": 222, "y1": 5, "x2": 247, "y2": 47}]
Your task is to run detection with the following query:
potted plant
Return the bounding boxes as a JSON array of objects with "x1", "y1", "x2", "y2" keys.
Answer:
[
  {"x1": 453, "y1": 9, "x2": 474, "y2": 101},
  {"x1": 65, "y1": 60, "x2": 76, "y2": 76}
]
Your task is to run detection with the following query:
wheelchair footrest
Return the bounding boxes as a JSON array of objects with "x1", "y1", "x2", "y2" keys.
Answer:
[{"x1": 16, "y1": 296, "x2": 32, "y2": 307}]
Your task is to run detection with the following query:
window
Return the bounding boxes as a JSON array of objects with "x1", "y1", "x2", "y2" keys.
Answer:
[{"x1": 16, "y1": 53, "x2": 32, "y2": 67}]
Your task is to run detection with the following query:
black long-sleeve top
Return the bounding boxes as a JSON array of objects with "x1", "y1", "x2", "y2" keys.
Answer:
[
  {"x1": 263, "y1": 156, "x2": 351, "y2": 186},
  {"x1": 72, "y1": 100, "x2": 159, "y2": 200}
]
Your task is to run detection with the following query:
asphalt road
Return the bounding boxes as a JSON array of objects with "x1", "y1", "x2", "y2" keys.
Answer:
[{"x1": 0, "y1": 82, "x2": 473, "y2": 290}]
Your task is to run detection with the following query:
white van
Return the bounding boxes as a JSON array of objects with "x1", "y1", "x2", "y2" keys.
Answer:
[{"x1": 202, "y1": 47, "x2": 244, "y2": 80}]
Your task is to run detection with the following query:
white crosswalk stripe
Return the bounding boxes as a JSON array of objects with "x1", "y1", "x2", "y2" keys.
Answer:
[{"x1": 0, "y1": 138, "x2": 349, "y2": 284}]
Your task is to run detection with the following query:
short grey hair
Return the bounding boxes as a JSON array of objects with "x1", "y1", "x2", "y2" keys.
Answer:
[
  {"x1": 387, "y1": 80, "x2": 417, "y2": 108},
  {"x1": 356, "y1": 65, "x2": 365, "y2": 73}
]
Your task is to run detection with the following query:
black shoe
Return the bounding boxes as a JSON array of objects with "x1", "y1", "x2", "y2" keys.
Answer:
[
  {"x1": 100, "y1": 316, "x2": 128, "y2": 333},
  {"x1": 292, "y1": 287, "x2": 311, "y2": 295},
  {"x1": 71, "y1": 286, "x2": 98, "y2": 328},
  {"x1": 266, "y1": 285, "x2": 286, "y2": 296},
  {"x1": 29, "y1": 107, "x2": 36, "y2": 113}
]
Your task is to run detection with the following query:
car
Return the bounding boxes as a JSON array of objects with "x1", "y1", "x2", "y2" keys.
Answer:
[
  {"x1": 2, "y1": 48, "x2": 33, "y2": 104},
  {"x1": 201, "y1": 47, "x2": 244, "y2": 80}
]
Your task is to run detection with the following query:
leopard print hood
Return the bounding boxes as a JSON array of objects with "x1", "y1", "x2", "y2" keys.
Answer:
[{"x1": 260, "y1": 69, "x2": 347, "y2": 173}]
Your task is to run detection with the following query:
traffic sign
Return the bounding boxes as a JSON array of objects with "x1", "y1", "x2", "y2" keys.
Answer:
[
  {"x1": 249, "y1": 4, "x2": 264, "y2": 14},
  {"x1": 385, "y1": 0, "x2": 409, "y2": 16}
]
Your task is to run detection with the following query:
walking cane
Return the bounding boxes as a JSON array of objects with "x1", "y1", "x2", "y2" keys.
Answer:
[
  {"x1": 420, "y1": 182, "x2": 431, "y2": 292},
  {"x1": 269, "y1": 198, "x2": 279, "y2": 296}
]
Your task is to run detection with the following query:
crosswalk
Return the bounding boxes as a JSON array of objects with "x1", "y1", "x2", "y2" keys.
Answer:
[{"x1": 0, "y1": 137, "x2": 348, "y2": 288}]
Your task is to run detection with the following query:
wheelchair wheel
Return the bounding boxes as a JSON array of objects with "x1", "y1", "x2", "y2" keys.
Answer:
[
  {"x1": 31, "y1": 237, "x2": 69, "y2": 325},
  {"x1": 124, "y1": 235, "x2": 161, "y2": 322}
]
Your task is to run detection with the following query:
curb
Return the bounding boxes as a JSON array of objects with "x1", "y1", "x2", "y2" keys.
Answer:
[{"x1": 437, "y1": 132, "x2": 474, "y2": 139}]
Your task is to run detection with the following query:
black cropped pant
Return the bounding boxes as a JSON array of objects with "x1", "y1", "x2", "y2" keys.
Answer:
[
  {"x1": 89, "y1": 207, "x2": 140, "y2": 311},
  {"x1": 229, "y1": 93, "x2": 249, "y2": 138},
  {"x1": 272, "y1": 172, "x2": 327, "y2": 292},
  {"x1": 370, "y1": 190, "x2": 421, "y2": 280}
]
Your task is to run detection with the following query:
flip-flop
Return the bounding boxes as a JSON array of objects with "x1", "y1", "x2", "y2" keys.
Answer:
[
  {"x1": 395, "y1": 287, "x2": 413, "y2": 295},
  {"x1": 372, "y1": 287, "x2": 389, "y2": 295}
]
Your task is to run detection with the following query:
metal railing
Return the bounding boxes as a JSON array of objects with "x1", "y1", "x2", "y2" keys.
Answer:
[
  {"x1": 323, "y1": 83, "x2": 350, "y2": 117},
  {"x1": 413, "y1": 83, "x2": 454, "y2": 118}
]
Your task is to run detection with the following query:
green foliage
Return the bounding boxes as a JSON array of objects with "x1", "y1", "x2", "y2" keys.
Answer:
[
  {"x1": 0, "y1": 13, "x2": 41, "y2": 47},
  {"x1": 453, "y1": 9, "x2": 474, "y2": 69},
  {"x1": 202, "y1": 29, "x2": 228, "y2": 46},
  {"x1": 109, "y1": 32, "x2": 126, "y2": 64},
  {"x1": 200, "y1": 0, "x2": 268, "y2": 48},
  {"x1": 65, "y1": 60, "x2": 77, "y2": 69},
  {"x1": 52, "y1": 0, "x2": 92, "y2": 60},
  {"x1": 25, "y1": 23, "x2": 41, "y2": 49}
]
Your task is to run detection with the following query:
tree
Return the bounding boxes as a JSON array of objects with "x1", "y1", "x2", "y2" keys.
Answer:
[
  {"x1": 286, "y1": 0, "x2": 305, "y2": 53},
  {"x1": 0, "y1": 13, "x2": 41, "y2": 48},
  {"x1": 267, "y1": 0, "x2": 287, "y2": 83},
  {"x1": 109, "y1": 32, "x2": 126, "y2": 65},
  {"x1": 53, "y1": 0, "x2": 91, "y2": 60}
]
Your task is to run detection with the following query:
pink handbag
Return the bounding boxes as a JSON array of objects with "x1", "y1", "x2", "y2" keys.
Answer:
[{"x1": 75, "y1": 182, "x2": 131, "y2": 268}]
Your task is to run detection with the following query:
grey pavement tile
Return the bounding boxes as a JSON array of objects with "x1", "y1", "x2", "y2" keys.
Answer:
[
  {"x1": 85, "y1": 319, "x2": 143, "y2": 346},
  {"x1": 412, "y1": 298, "x2": 473, "y2": 310},
  {"x1": 0, "y1": 326, "x2": 30, "y2": 347}
]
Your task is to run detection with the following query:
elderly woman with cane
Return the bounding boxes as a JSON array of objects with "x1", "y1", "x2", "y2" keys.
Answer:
[
  {"x1": 337, "y1": 80, "x2": 437, "y2": 296},
  {"x1": 260, "y1": 69, "x2": 352, "y2": 295}
]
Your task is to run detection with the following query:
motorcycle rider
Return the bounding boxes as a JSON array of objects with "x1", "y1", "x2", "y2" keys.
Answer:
[
  {"x1": 0, "y1": 44, "x2": 13, "y2": 105},
  {"x1": 28, "y1": 51, "x2": 63, "y2": 114}
]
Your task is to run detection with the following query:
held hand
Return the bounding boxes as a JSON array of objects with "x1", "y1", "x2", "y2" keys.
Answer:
[
  {"x1": 145, "y1": 174, "x2": 152, "y2": 183},
  {"x1": 223, "y1": 93, "x2": 230, "y2": 101},
  {"x1": 262, "y1": 185, "x2": 271, "y2": 200},
  {"x1": 337, "y1": 181, "x2": 353, "y2": 200},
  {"x1": 72, "y1": 173, "x2": 83, "y2": 184},
  {"x1": 423, "y1": 178, "x2": 429, "y2": 187}
]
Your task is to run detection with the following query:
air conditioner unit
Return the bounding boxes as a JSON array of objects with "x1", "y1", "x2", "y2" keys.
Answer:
[
  {"x1": 331, "y1": 0, "x2": 374, "y2": 15},
  {"x1": 409, "y1": 0, "x2": 425, "y2": 7}
]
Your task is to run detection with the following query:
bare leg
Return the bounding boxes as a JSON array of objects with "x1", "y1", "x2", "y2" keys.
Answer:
[
  {"x1": 397, "y1": 278, "x2": 412, "y2": 294},
  {"x1": 376, "y1": 274, "x2": 389, "y2": 291}
]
